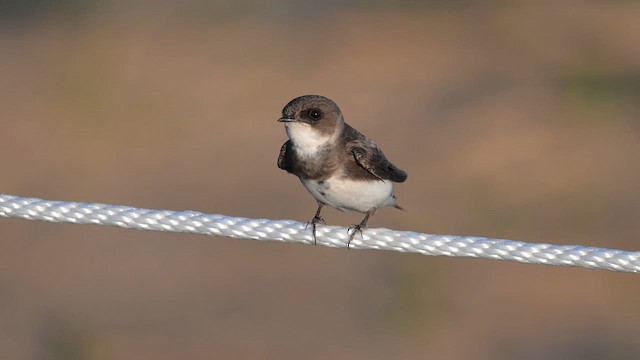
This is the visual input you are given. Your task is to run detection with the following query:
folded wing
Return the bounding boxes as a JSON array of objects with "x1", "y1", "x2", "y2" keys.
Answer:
[
  {"x1": 277, "y1": 140, "x2": 293, "y2": 173},
  {"x1": 352, "y1": 146, "x2": 407, "y2": 183}
]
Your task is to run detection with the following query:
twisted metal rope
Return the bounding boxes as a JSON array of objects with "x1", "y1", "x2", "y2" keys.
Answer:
[{"x1": 1, "y1": 194, "x2": 638, "y2": 273}]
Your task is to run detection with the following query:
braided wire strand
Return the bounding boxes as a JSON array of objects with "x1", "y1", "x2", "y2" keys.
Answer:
[{"x1": 1, "y1": 194, "x2": 638, "y2": 273}]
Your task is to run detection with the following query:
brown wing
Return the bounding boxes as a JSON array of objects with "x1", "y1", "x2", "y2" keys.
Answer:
[
  {"x1": 352, "y1": 146, "x2": 407, "y2": 183},
  {"x1": 277, "y1": 140, "x2": 293, "y2": 173}
]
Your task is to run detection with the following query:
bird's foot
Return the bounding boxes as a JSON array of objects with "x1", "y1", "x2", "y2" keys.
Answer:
[
  {"x1": 347, "y1": 224, "x2": 365, "y2": 249},
  {"x1": 305, "y1": 215, "x2": 326, "y2": 245}
]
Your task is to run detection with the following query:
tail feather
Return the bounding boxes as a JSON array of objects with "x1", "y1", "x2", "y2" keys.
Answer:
[{"x1": 391, "y1": 195, "x2": 404, "y2": 211}]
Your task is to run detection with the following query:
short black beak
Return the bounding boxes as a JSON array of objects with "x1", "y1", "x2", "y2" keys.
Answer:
[{"x1": 277, "y1": 117, "x2": 295, "y2": 122}]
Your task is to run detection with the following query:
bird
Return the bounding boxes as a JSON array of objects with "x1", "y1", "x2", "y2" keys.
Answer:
[{"x1": 276, "y1": 95, "x2": 407, "y2": 247}]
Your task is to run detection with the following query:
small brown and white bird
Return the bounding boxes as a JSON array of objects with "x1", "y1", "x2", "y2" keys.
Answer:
[{"x1": 277, "y1": 95, "x2": 407, "y2": 247}]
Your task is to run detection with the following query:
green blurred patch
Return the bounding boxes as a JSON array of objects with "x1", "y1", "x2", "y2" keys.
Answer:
[
  {"x1": 0, "y1": 0, "x2": 89, "y2": 19},
  {"x1": 381, "y1": 257, "x2": 446, "y2": 336},
  {"x1": 39, "y1": 319, "x2": 107, "y2": 360},
  {"x1": 561, "y1": 69, "x2": 640, "y2": 124}
]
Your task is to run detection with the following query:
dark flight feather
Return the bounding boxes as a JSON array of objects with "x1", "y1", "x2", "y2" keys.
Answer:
[
  {"x1": 343, "y1": 124, "x2": 407, "y2": 183},
  {"x1": 277, "y1": 140, "x2": 293, "y2": 172},
  {"x1": 351, "y1": 147, "x2": 407, "y2": 182}
]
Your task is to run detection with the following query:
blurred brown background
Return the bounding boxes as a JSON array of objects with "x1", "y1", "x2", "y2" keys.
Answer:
[{"x1": 1, "y1": 1, "x2": 639, "y2": 359}]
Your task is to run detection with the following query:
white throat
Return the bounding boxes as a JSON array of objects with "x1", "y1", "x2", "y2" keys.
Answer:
[{"x1": 285, "y1": 123, "x2": 332, "y2": 157}]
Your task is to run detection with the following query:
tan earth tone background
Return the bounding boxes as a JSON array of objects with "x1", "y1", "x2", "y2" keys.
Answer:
[{"x1": 1, "y1": 1, "x2": 639, "y2": 359}]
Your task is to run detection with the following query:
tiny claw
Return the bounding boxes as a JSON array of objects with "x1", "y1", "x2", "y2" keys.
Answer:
[
  {"x1": 346, "y1": 224, "x2": 364, "y2": 249},
  {"x1": 306, "y1": 215, "x2": 325, "y2": 245}
]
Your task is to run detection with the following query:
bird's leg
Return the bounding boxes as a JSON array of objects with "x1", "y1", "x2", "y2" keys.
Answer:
[
  {"x1": 305, "y1": 203, "x2": 325, "y2": 245},
  {"x1": 347, "y1": 209, "x2": 376, "y2": 249}
]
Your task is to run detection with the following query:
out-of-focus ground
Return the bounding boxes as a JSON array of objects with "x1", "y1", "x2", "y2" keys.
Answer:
[{"x1": 1, "y1": 1, "x2": 639, "y2": 359}]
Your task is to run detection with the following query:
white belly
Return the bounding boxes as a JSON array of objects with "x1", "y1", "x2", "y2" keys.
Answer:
[{"x1": 301, "y1": 175, "x2": 396, "y2": 213}]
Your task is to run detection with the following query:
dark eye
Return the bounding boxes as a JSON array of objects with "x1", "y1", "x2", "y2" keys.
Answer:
[{"x1": 307, "y1": 108, "x2": 323, "y2": 120}]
